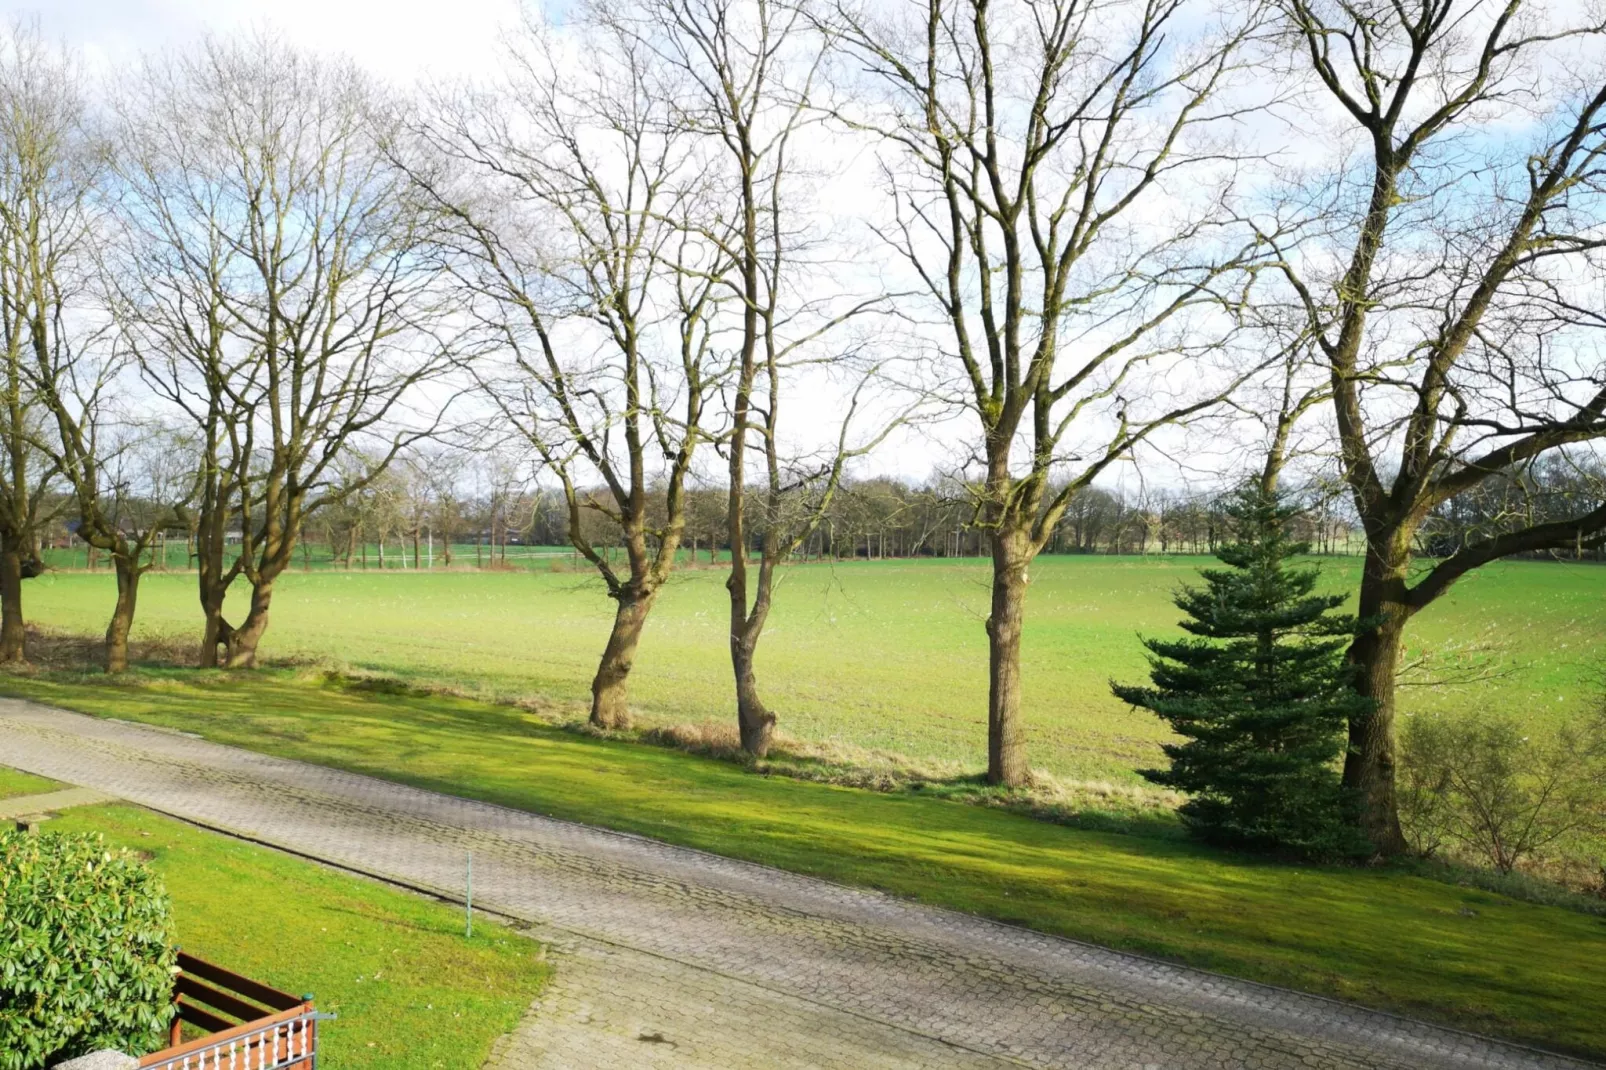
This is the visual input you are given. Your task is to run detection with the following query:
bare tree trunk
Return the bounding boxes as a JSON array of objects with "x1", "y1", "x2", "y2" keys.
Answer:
[
  {"x1": 225, "y1": 575, "x2": 277, "y2": 669},
  {"x1": 986, "y1": 524, "x2": 1032, "y2": 787},
  {"x1": 731, "y1": 633, "x2": 775, "y2": 755},
  {"x1": 1342, "y1": 537, "x2": 1413, "y2": 855},
  {"x1": 199, "y1": 608, "x2": 232, "y2": 667},
  {"x1": 590, "y1": 586, "x2": 655, "y2": 729},
  {"x1": 196, "y1": 537, "x2": 229, "y2": 668},
  {"x1": 106, "y1": 556, "x2": 141, "y2": 673},
  {"x1": 0, "y1": 539, "x2": 25, "y2": 663},
  {"x1": 728, "y1": 482, "x2": 778, "y2": 754}
]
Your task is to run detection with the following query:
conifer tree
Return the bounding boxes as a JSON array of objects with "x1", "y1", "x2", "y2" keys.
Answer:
[{"x1": 1113, "y1": 487, "x2": 1369, "y2": 857}]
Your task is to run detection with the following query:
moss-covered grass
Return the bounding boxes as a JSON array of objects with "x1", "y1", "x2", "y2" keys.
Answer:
[
  {"x1": 4, "y1": 671, "x2": 1602, "y2": 1059},
  {"x1": 17, "y1": 556, "x2": 1606, "y2": 781},
  {"x1": 44, "y1": 801, "x2": 547, "y2": 1070}
]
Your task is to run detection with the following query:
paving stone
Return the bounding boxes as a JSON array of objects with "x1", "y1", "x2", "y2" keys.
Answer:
[
  {"x1": 0, "y1": 786, "x2": 115, "y2": 820},
  {"x1": 0, "y1": 700, "x2": 1594, "y2": 1070}
]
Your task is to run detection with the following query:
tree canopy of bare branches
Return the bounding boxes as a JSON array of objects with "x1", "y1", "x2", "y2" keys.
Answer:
[
  {"x1": 1266, "y1": 0, "x2": 1606, "y2": 853},
  {"x1": 830, "y1": 0, "x2": 1271, "y2": 785},
  {"x1": 113, "y1": 32, "x2": 448, "y2": 667}
]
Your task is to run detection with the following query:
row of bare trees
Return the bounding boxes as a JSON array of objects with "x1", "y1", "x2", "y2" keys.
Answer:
[
  {"x1": 823, "y1": 0, "x2": 1606, "y2": 857},
  {"x1": 79, "y1": 454, "x2": 1606, "y2": 568},
  {"x1": 0, "y1": 28, "x2": 447, "y2": 673},
  {"x1": 3, "y1": 0, "x2": 1606, "y2": 855}
]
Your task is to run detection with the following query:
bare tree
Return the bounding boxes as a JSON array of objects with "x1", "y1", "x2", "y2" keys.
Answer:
[
  {"x1": 0, "y1": 27, "x2": 200, "y2": 673},
  {"x1": 1267, "y1": 0, "x2": 1606, "y2": 853},
  {"x1": 113, "y1": 33, "x2": 447, "y2": 667},
  {"x1": 622, "y1": 0, "x2": 908, "y2": 754},
  {"x1": 411, "y1": 445, "x2": 467, "y2": 566},
  {"x1": 54, "y1": 417, "x2": 195, "y2": 670},
  {"x1": 413, "y1": 11, "x2": 726, "y2": 727},
  {"x1": 831, "y1": 0, "x2": 1270, "y2": 784},
  {"x1": 0, "y1": 22, "x2": 76, "y2": 663}
]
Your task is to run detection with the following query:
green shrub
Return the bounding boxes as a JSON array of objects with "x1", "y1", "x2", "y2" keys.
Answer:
[
  {"x1": 1399, "y1": 710, "x2": 1606, "y2": 874},
  {"x1": 0, "y1": 830, "x2": 176, "y2": 1069}
]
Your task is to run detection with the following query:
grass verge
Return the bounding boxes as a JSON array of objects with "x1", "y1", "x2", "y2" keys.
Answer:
[
  {"x1": 40, "y1": 800, "x2": 547, "y2": 1070},
  {"x1": 3, "y1": 668, "x2": 1604, "y2": 1059},
  {"x1": 0, "y1": 765, "x2": 60, "y2": 799}
]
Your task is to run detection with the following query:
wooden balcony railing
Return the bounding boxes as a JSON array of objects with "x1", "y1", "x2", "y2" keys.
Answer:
[{"x1": 136, "y1": 952, "x2": 322, "y2": 1070}]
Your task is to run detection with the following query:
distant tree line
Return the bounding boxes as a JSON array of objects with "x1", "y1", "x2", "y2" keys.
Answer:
[{"x1": 50, "y1": 455, "x2": 1606, "y2": 572}]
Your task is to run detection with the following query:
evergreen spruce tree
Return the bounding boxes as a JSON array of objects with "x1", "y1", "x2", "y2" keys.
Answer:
[{"x1": 1113, "y1": 486, "x2": 1370, "y2": 857}]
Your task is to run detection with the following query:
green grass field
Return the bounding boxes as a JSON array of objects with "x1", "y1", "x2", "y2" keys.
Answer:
[
  {"x1": 38, "y1": 801, "x2": 548, "y2": 1070},
  {"x1": 1, "y1": 675, "x2": 1602, "y2": 1057},
  {"x1": 17, "y1": 556, "x2": 1606, "y2": 781}
]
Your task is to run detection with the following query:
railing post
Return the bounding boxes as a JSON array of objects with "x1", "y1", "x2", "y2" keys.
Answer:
[{"x1": 168, "y1": 948, "x2": 183, "y2": 1048}]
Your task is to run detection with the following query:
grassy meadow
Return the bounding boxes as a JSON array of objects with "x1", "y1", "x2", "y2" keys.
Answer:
[
  {"x1": 16, "y1": 555, "x2": 1606, "y2": 782},
  {"x1": 7, "y1": 556, "x2": 1606, "y2": 1056}
]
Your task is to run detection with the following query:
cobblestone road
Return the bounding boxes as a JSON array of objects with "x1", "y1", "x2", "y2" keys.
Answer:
[{"x1": 0, "y1": 700, "x2": 1594, "y2": 1070}]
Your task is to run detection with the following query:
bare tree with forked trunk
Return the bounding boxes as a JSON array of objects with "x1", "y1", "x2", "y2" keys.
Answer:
[
  {"x1": 830, "y1": 0, "x2": 1273, "y2": 785},
  {"x1": 620, "y1": 0, "x2": 911, "y2": 755},
  {"x1": 42, "y1": 410, "x2": 197, "y2": 672},
  {"x1": 1265, "y1": 0, "x2": 1606, "y2": 854},
  {"x1": 0, "y1": 21, "x2": 77, "y2": 664},
  {"x1": 411, "y1": 10, "x2": 728, "y2": 728},
  {"x1": 112, "y1": 33, "x2": 448, "y2": 668},
  {"x1": 0, "y1": 26, "x2": 203, "y2": 674}
]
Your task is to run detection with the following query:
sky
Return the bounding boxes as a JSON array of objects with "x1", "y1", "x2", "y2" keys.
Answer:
[
  {"x1": 15, "y1": 0, "x2": 1589, "y2": 498},
  {"x1": 10, "y1": 0, "x2": 521, "y2": 83},
  {"x1": 0, "y1": 0, "x2": 1341, "y2": 494}
]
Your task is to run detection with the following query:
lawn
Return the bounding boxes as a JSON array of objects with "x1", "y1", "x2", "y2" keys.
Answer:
[
  {"x1": 3, "y1": 672, "x2": 1603, "y2": 1058},
  {"x1": 0, "y1": 765, "x2": 58, "y2": 799},
  {"x1": 17, "y1": 556, "x2": 1606, "y2": 782},
  {"x1": 34, "y1": 798, "x2": 548, "y2": 1070}
]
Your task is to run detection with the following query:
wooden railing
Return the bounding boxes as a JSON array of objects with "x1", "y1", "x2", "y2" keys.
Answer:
[{"x1": 136, "y1": 953, "x2": 320, "y2": 1070}]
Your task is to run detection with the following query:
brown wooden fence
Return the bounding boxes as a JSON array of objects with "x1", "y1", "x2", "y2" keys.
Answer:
[{"x1": 136, "y1": 953, "x2": 320, "y2": 1070}]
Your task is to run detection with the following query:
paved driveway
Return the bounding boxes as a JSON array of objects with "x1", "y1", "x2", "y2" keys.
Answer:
[{"x1": 0, "y1": 700, "x2": 1593, "y2": 1070}]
